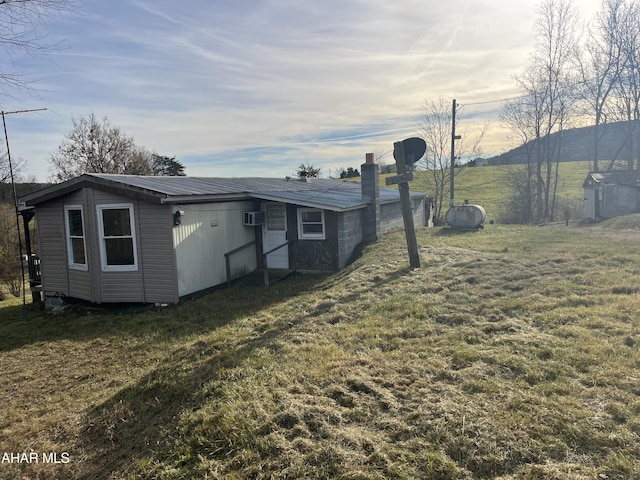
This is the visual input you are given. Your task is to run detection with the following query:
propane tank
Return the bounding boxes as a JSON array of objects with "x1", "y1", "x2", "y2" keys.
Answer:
[{"x1": 445, "y1": 204, "x2": 486, "y2": 229}]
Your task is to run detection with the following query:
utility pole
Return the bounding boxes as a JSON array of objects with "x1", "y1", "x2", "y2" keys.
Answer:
[
  {"x1": 449, "y1": 99, "x2": 461, "y2": 207},
  {"x1": 2, "y1": 108, "x2": 47, "y2": 305}
]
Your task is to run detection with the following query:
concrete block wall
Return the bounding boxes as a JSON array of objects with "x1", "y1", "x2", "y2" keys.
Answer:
[{"x1": 337, "y1": 209, "x2": 363, "y2": 269}]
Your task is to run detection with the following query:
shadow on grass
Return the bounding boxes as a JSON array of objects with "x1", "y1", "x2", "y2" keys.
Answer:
[
  {"x1": 74, "y1": 311, "x2": 302, "y2": 478},
  {"x1": 57, "y1": 260, "x2": 416, "y2": 478},
  {"x1": 0, "y1": 272, "x2": 328, "y2": 354}
]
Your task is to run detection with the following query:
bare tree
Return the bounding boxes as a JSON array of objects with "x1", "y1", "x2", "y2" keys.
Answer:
[
  {"x1": 0, "y1": 152, "x2": 26, "y2": 184},
  {"x1": 415, "y1": 96, "x2": 485, "y2": 225},
  {"x1": 49, "y1": 113, "x2": 151, "y2": 182},
  {"x1": 0, "y1": 0, "x2": 73, "y2": 95},
  {"x1": 608, "y1": 0, "x2": 640, "y2": 169},
  {"x1": 500, "y1": 99, "x2": 538, "y2": 223},
  {"x1": 0, "y1": 201, "x2": 21, "y2": 297},
  {"x1": 502, "y1": 0, "x2": 580, "y2": 223},
  {"x1": 578, "y1": 0, "x2": 631, "y2": 171}
]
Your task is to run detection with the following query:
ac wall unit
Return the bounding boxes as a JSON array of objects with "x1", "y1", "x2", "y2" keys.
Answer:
[{"x1": 243, "y1": 211, "x2": 265, "y2": 226}]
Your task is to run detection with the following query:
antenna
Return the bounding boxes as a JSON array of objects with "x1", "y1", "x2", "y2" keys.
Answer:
[{"x1": 2, "y1": 108, "x2": 47, "y2": 305}]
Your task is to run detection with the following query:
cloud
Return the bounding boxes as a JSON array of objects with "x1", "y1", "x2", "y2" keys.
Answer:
[{"x1": 0, "y1": 0, "x2": 602, "y2": 181}]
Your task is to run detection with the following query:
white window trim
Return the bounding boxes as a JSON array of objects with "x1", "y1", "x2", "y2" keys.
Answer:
[
  {"x1": 297, "y1": 208, "x2": 326, "y2": 240},
  {"x1": 96, "y1": 203, "x2": 138, "y2": 272},
  {"x1": 64, "y1": 205, "x2": 88, "y2": 271}
]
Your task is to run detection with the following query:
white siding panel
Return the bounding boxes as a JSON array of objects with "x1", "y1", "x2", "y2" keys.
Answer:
[{"x1": 173, "y1": 202, "x2": 257, "y2": 296}]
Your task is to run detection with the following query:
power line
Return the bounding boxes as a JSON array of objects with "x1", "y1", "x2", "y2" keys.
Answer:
[
  {"x1": 461, "y1": 95, "x2": 528, "y2": 107},
  {"x1": 460, "y1": 74, "x2": 608, "y2": 108}
]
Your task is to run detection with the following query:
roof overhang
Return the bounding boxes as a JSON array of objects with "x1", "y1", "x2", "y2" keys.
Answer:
[
  {"x1": 20, "y1": 174, "x2": 165, "y2": 206},
  {"x1": 250, "y1": 192, "x2": 366, "y2": 212}
]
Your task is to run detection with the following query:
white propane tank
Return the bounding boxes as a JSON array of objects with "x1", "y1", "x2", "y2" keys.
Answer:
[{"x1": 445, "y1": 204, "x2": 486, "y2": 229}]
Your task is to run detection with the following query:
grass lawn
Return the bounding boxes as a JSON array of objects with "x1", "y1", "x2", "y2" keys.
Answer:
[
  {"x1": 384, "y1": 161, "x2": 592, "y2": 222},
  {"x1": 1, "y1": 223, "x2": 639, "y2": 479}
]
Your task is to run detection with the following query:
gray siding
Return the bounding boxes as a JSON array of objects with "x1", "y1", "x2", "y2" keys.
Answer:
[
  {"x1": 36, "y1": 200, "x2": 69, "y2": 297},
  {"x1": 36, "y1": 187, "x2": 178, "y2": 305},
  {"x1": 380, "y1": 197, "x2": 425, "y2": 233},
  {"x1": 138, "y1": 201, "x2": 178, "y2": 304},
  {"x1": 602, "y1": 184, "x2": 640, "y2": 219},
  {"x1": 65, "y1": 190, "x2": 93, "y2": 301},
  {"x1": 90, "y1": 189, "x2": 177, "y2": 304},
  {"x1": 90, "y1": 190, "x2": 145, "y2": 303}
]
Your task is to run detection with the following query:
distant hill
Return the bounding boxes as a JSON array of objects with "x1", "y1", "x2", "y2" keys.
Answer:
[
  {"x1": 486, "y1": 120, "x2": 640, "y2": 167},
  {"x1": 0, "y1": 183, "x2": 49, "y2": 206}
]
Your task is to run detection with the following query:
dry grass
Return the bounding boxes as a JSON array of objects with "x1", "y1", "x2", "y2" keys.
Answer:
[{"x1": 1, "y1": 224, "x2": 639, "y2": 479}]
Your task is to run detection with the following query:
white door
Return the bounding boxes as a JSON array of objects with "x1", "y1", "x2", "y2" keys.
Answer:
[{"x1": 263, "y1": 203, "x2": 289, "y2": 269}]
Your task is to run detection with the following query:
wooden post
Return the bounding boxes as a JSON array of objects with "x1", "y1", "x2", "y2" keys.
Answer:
[
  {"x1": 393, "y1": 141, "x2": 421, "y2": 269},
  {"x1": 263, "y1": 254, "x2": 269, "y2": 286}
]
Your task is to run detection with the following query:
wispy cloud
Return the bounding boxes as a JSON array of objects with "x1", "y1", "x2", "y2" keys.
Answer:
[{"x1": 0, "y1": 0, "x2": 602, "y2": 181}]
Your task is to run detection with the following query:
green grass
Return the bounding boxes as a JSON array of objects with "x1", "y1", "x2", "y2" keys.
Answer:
[
  {"x1": 2, "y1": 223, "x2": 640, "y2": 479},
  {"x1": 383, "y1": 161, "x2": 592, "y2": 221}
]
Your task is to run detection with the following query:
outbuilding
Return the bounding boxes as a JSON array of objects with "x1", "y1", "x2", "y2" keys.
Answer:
[
  {"x1": 20, "y1": 156, "x2": 427, "y2": 306},
  {"x1": 583, "y1": 170, "x2": 640, "y2": 221}
]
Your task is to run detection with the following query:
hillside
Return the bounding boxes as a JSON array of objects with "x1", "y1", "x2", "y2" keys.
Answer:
[
  {"x1": 1, "y1": 224, "x2": 639, "y2": 479},
  {"x1": 487, "y1": 120, "x2": 640, "y2": 167},
  {"x1": 384, "y1": 161, "x2": 591, "y2": 222}
]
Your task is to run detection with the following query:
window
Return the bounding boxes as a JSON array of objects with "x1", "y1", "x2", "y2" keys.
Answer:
[
  {"x1": 266, "y1": 204, "x2": 286, "y2": 230},
  {"x1": 64, "y1": 206, "x2": 87, "y2": 270},
  {"x1": 297, "y1": 208, "x2": 325, "y2": 240},
  {"x1": 97, "y1": 204, "x2": 138, "y2": 271}
]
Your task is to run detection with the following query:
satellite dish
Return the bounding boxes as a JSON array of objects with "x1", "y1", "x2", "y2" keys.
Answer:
[{"x1": 394, "y1": 137, "x2": 427, "y2": 166}]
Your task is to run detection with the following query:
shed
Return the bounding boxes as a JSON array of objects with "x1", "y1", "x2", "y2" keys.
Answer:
[
  {"x1": 20, "y1": 157, "x2": 427, "y2": 306},
  {"x1": 583, "y1": 170, "x2": 640, "y2": 221}
]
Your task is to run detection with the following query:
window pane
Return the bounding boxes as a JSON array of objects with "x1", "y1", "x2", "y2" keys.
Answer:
[
  {"x1": 266, "y1": 205, "x2": 285, "y2": 230},
  {"x1": 71, "y1": 238, "x2": 86, "y2": 264},
  {"x1": 105, "y1": 238, "x2": 134, "y2": 265},
  {"x1": 68, "y1": 209, "x2": 83, "y2": 236},
  {"x1": 301, "y1": 211, "x2": 322, "y2": 223},
  {"x1": 102, "y1": 208, "x2": 131, "y2": 236},
  {"x1": 303, "y1": 224, "x2": 324, "y2": 234}
]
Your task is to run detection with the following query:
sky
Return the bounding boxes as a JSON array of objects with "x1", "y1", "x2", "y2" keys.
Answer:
[{"x1": 1, "y1": 0, "x2": 602, "y2": 181}]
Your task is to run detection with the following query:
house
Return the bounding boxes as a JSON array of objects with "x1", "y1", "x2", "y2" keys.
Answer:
[
  {"x1": 19, "y1": 155, "x2": 427, "y2": 307},
  {"x1": 583, "y1": 170, "x2": 640, "y2": 221}
]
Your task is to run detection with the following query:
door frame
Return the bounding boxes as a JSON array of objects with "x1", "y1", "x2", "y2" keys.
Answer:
[{"x1": 262, "y1": 202, "x2": 289, "y2": 269}]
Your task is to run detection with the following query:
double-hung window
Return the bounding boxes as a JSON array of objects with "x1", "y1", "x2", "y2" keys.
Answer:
[
  {"x1": 297, "y1": 208, "x2": 325, "y2": 240},
  {"x1": 97, "y1": 204, "x2": 138, "y2": 271},
  {"x1": 64, "y1": 205, "x2": 87, "y2": 270}
]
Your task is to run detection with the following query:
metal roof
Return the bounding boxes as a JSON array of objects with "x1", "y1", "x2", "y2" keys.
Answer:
[
  {"x1": 586, "y1": 170, "x2": 640, "y2": 187},
  {"x1": 20, "y1": 173, "x2": 426, "y2": 211},
  {"x1": 89, "y1": 174, "x2": 354, "y2": 196}
]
